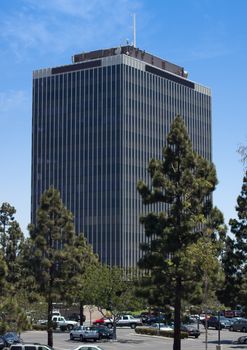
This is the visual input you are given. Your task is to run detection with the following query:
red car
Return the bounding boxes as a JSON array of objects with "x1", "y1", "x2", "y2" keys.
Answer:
[{"x1": 93, "y1": 317, "x2": 106, "y2": 325}]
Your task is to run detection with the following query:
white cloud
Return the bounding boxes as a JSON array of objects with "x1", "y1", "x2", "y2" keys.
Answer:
[{"x1": 0, "y1": 0, "x2": 141, "y2": 58}]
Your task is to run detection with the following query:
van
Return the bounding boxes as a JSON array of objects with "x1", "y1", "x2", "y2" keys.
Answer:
[{"x1": 10, "y1": 343, "x2": 53, "y2": 350}]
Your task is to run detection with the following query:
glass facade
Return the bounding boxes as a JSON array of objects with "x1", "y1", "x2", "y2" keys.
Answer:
[{"x1": 31, "y1": 52, "x2": 211, "y2": 267}]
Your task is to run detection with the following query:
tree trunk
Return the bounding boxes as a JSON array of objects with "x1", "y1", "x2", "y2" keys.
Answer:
[
  {"x1": 47, "y1": 299, "x2": 53, "y2": 347},
  {"x1": 173, "y1": 275, "x2": 182, "y2": 350},
  {"x1": 113, "y1": 320, "x2": 117, "y2": 341},
  {"x1": 79, "y1": 301, "x2": 84, "y2": 326}
]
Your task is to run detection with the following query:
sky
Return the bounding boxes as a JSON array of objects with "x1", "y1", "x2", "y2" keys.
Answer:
[{"x1": 0, "y1": 0, "x2": 246, "y2": 236}]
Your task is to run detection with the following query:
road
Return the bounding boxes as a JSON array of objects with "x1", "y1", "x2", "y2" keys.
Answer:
[{"x1": 21, "y1": 327, "x2": 247, "y2": 350}]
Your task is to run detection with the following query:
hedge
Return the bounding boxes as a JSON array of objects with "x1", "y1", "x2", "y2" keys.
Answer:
[
  {"x1": 135, "y1": 327, "x2": 188, "y2": 339},
  {"x1": 32, "y1": 322, "x2": 57, "y2": 331},
  {"x1": 32, "y1": 324, "x2": 47, "y2": 331}
]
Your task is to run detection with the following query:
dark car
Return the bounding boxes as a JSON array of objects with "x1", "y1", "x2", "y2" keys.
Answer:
[
  {"x1": 68, "y1": 313, "x2": 86, "y2": 323},
  {"x1": 3, "y1": 332, "x2": 22, "y2": 347},
  {"x1": 180, "y1": 324, "x2": 200, "y2": 338},
  {"x1": 201, "y1": 316, "x2": 231, "y2": 330},
  {"x1": 229, "y1": 318, "x2": 247, "y2": 332},
  {"x1": 0, "y1": 337, "x2": 6, "y2": 350},
  {"x1": 145, "y1": 315, "x2": 167, "y2": 325},
  {"x1": 90, "y1": 325, "x2": 113, "y2": 340}
]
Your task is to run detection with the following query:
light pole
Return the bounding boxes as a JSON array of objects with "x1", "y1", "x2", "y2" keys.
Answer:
[{"x1": 216, "y1": 310, "x2": 222, "y2": 350}]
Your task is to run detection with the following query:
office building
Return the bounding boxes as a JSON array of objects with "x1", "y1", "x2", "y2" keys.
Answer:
[{"x1": 31, "y1": 46, "x2": 211, "y2": 267}]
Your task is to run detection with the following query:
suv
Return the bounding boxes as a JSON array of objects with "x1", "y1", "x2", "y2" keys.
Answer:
[
  {"x1": 10, "y1": 344, "x2": 53, "y2": 350},
  {"x1": 104, "y1": 315, "x2": 142, "y2": 329},
  {"x1": 229, "y1": 318, "x2": 247, "y2": 332}
]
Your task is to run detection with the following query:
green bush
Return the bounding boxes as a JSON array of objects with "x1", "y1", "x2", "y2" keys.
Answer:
[
  {"x1": 32, "y1": 321, "x2": 57, "y2": 331},
  {"x1": 0, "y1": 322, "x2": 8, "y2": 334},
  {"x1": 60, "y1": 325, "x2": 68, "y2": 332},
  {"x1": 135, "y1": 327, "x2": 188, "y2": 339},
  {"x1": 32, "y1": 324, "x2": 47, "y2": 331}
]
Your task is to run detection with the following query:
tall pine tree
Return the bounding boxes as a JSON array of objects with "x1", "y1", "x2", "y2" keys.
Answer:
[
  {"x1": 219, "y1": 170, "x2": 247, "y2": 309},
  {"x1": 137, "y1": 116, "x2": 217, "y2": 350},
  {"x1": 0, "y1": 203, "x2": 24, "y2": 293},
  {"x1": 28, "y1": 187, "x2": 78, "y2": 347}
]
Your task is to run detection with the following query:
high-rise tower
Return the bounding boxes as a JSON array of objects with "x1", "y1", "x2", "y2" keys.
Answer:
[{"x1": 31, "y1": 46, "x2": 211, "y2": 267}]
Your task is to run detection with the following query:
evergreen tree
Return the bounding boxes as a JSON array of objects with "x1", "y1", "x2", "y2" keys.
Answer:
[
  {"x1": 0, "y1": 251, "x2": 7, "y2": 297},
  {"x1": 0, "y1": 297, "x2": 30, "y2": 334},
  {"x1": 137, "y1": 116, "x2": 217, "y2": 350},
  {"x1": 0, "y1": 203, "x2": 24, "y2": 294},
  {"x1": 28, "y1": 187, "x2": 79, "y2": 347},
  {"x1": 137, "y1": 206, "x2": 226, "y2": 314},
  {"x1": 183, "y1": 207, "x2": 226, "y2": 320},
  {"x1": 64, "y1": 234, "x2": 99, "y2": 324},
  {"x1": 219, "y1": 170, "x2": 247, "y2": 309}
]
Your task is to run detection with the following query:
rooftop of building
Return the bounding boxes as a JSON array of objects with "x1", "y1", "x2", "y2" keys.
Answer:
[
  {"x1": 72, "y1": 45, "x2": 188, "y2": 78},
  {"x1": 32, "y1": 45, "x2": 211, "y2": 96}
]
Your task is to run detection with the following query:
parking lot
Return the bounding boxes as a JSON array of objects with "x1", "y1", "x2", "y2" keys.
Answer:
[{"x1": 21, "y1": 327, "x2": 247, "y2": 350}]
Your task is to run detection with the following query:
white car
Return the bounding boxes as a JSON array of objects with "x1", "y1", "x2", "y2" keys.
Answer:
[{"x1": 73, "y1": 346, "x2": 104, "y2": 350}]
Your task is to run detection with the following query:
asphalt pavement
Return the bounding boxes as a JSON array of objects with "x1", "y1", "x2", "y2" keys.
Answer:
[{"x1": 21, "y1": 327, "x2": 247, "y2": 350}]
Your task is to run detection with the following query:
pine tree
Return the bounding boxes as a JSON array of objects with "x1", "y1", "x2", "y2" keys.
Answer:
[
  {"x1": 137, "y1": 116, "x2": 217, "y2": 350},
  {"x1": 0, "y1": 251, "x2": 7, "y2": 297},
  {"x1": 219, "y1": 170, "x2": 247, "y2": 309},
  {"x1": 28, "y1": 187, "x2": 78, "y2": 347},
  {"x1": 63, "y1": 234, "x2": 99, "y2": 324},
  {"x1": 0, "y1": 202, "x2": 24, "y2": 293}
]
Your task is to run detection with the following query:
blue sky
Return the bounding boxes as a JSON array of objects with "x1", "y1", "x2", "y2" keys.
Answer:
[{"x1": 0, "y1": 0, "x2": 246, "y2": 235}]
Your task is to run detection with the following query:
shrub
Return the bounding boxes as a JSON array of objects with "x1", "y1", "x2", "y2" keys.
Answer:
[
  {"x1": 60, "y1": 325, "x2": 67, "y2": 332},
  {"x1": 32, "y1": 324, "x2": 47, "y2": 331},
  {"x1": 32, "y1": 321, "x2": 57, "y2": 331},
  {"x1": 135, "y1": 327, "x2": 188, "y2": 339},
  {"x1": 0, "y1": 322, "x2": 8, "y2": 334}
]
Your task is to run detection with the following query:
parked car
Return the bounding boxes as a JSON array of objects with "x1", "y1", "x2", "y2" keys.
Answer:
[
  {"x1": 224, "y1": 317, "x2": 243, "y2": 328},
  {"x1": 90, "y1": 326, "x2": 113, "y2": 340},
  {"x1": 233, "y1": 335, "x2": 247, "y2": 344},
  {"x1": 99, "y1": 315, "x2": 142, "y2": 329},
  {"x1": 144, "y1": 315, "x2": 167, "y2": 325},
  {"x1": 72, "y1": 346, "x2": 104, "y2": 350},
  {"x1": 3, "y1": 332, "x2": 22, "y2": 347},
  {"x1": 224, "y1": 310, "x2": 244, "y2": 318},
  {"x1": 93, "y1": 318, "x2": 107, "y2": 326},
  {"x1": 189, "y1": 314, "x2": 200, "y2": 321},
  {"x1": 149, "y1": 323, "x2": 173, "y2": 331},
  {"x1": 229, "y1": 318, "x2": 247, "y2": 332},
  {"x1": 10, "y1": 343, "x2": 53, "y2": 350},
  {"x1": 68, "y1": 314, "x2": 86, "y2": 323},
  {"x1": 139, "y1": 313, "x2": 154, "y2": 324},
  {"x1": 38, "y1": 316, "x2": 78, "y2": 330},
  {"x1": 201, "y1": 316, "x2": 231, "y2": 330},
  {"x1": 180, "y1": 324, "x2": 200, "y2": 338},
  {"x1": 0, "y1": 337, "x2": 6, "y2": 350},
  {"x1": 70, "y1": 326, "x2": 99, "y2": 341}
]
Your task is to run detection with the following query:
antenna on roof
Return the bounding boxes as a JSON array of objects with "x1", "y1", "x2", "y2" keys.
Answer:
[{"x1": 133, "y1": 13, "x2": 136, "y2": 47}]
